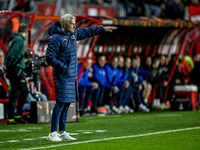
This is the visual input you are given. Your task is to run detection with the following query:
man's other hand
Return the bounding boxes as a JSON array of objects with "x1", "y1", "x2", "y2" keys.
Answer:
[{"x1": 104, "y1": 26, "x2": 117, "y2": 32}]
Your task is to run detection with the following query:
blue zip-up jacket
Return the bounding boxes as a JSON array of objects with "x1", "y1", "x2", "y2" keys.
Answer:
[
  {"x1": 46, "y1": 22, "x2": 105, "y2": 103},
  {"x1": 104, "y1": 63, "x2": 120, "y2": 88},
  {"x1": 117, "y1": 67, "x2": 128, "y2": 87},
  {"x1": 78, "y1": 63, "x2": 92, "y2": 87},
  {"x1": 92, "y1": 63, "x2": 106, "y2": 86}
]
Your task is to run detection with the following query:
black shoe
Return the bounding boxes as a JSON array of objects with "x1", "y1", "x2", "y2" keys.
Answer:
[
  {"x1": 15, "y1": 118, "x2": 27, "y2": 124},
  {"x1": 80, "y1": 110, "x2": 90, "y2": 117},
  {"x1": 7, "y1": 120, "x2": 18, "y2": 124}
]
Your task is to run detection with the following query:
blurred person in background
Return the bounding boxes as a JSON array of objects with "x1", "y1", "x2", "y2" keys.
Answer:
[
  {"x1": 78, "y1": 58, "x2": 99, "y2": 116},
  {"x1": 91, "y1": 54, "x2": 107, "y2": 114},
  {"x1": 144, "y1": 0, "x2": 163, "y2": 18},
  {"x1": 4, "y1": 23, "x2": 29, "y2": 124},
  {"x1": 103, "y1": 56, "x2": 122, "y2": 114},
  {"x1": 131, "y1": 56, "x2": 150, "y2": 112},
  {"x1": 0, "y1": 49, "x2": 8, "y2": 99},
  {"x1": 167, "y1": 0, "x2": 185, "y2": 19},
  {"x1": 119, "y1": 56, "x2": 134, "y2": 113}
]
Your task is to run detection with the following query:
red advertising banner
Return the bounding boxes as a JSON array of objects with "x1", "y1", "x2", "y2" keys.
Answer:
[
  {"x1": 84, "y1": 5, "x2": 118, "y2": 17},
  {"x1": 187, "y1": 5, "x2": 200, "y2": 22}
]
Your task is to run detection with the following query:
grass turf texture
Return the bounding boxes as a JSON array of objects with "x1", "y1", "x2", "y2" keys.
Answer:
[{"x1": 0, "y1": 110, "x2": 200, "y2": 150}]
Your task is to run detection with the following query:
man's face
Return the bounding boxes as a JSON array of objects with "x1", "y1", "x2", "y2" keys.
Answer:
[
  {"x1": 118, "y1": 56, "x2": 124, "y2": 68},
  {"x1": 111, "y1": 57, "x2": 118, "y2": 68},
  {"x1": 97, "y1": 56, "x2": 106, "y2": 67},
  {"x1": 160, "y1": 56, "x2": 165, "y2": 66},
  {"x1": 131, "y1": 58, "x2": 137, "y2": 68},
  {"x1": 145, "y1": 57, "x2": 152, "y2": 67},
  {"x1": 125, "y1": 58, "x2": 131, "y2": 69},
  {"x1": 66, "y1": 18, "x2": 76, "y2": 34},
  {"x1": 85, "y1": 59, "x2": 92, "y2": 69},
  {"x1": 0, "y1": 51, "x2": 4, "y2": 66}
]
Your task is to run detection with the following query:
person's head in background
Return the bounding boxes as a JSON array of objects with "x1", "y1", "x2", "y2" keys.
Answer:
[
  {"x1": 152, "y1": 57, "x2": 160, "y2": 69},
  {"x1": 136, "y1": 56, "x2": 141, "y2": 68},
  {"x1": 160, "y1": 55, "x2": 166, "y2": 66},
  {"x1": 110, "y1": 56, "x2": 118, "y2": 68},
  {"x1": 125, "y1": 57, "x2": 131, "y2": 69},
  {"x1": 18, "y1": 23, "x2": 29, "y2": 38},
  {"x1": 173, "y1": 0, "x2": 181, "y2": 4},
  {"x1": 191, "y1": 0, "x2": 199, "y2": 5},
  {"x1": 0, "y1": 49, "x2": 5, "y2": 66},
  {"x1": 194, "y1": 53, "x2": 200, "y2": 62},
  {"x1": 131, "y1": 55, "x2": 138, "y2": 68},
  {"x1": 118, "y1": 56, "x2": 124, "y2": 68},
  {"x1": 96, "y1": 54, "x2": 106, "y2": 68},
  {"x1": 85, "y1": 58, "x2": 93, "y2": 69},
  {"x1": 145, "y1": 55, "x2": 152, "y2": 67}
]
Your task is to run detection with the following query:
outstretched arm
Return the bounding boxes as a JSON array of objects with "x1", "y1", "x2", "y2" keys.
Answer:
[{"x1": 76, "y1": 26, "x2": 117, "y2": 41}]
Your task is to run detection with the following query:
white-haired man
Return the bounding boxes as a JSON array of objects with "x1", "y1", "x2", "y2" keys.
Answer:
[{"x1": 46, "y1": 14, "x2": 117, "y2": 142}]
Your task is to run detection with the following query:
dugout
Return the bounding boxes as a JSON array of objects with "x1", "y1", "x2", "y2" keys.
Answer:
[{"x1": 0, "y1": 11, "x2": 200, "y2": 123}]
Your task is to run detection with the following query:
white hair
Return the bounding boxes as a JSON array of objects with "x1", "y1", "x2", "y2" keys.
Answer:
[{"x1": 60, "y1": 14, "x2": 76, "y2": 28}]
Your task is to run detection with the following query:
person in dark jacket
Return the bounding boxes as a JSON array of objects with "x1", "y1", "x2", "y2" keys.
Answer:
[
  {"x1": 78, "y1": 58, "x2": 98, "y2": 116},
  {"x1": 91, "y1": 54, "x2": 106, "y2": 113},
  {"x1": 118, "y1": 56, "x2": 134, "y2": 113},
  {"x1": 4, "y1": 23, "x2": 29, "y2": 124},
  {"x1": 103, "y1": 56, "x2": 122, "y2": 114},
  {"x1": 46, "y1": 13, "x2": 117, "y2": 142}
]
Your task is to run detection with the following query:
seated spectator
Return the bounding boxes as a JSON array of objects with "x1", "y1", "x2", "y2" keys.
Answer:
[
  {"x1": 0, "y1": 49, "x2": 8, "y2": 99},
  {"x1": 142, "y1": 55, "x2": 152, "y2": 72},
  {"x1": 91, "y1": 54, "x2": 107, "y2": 114},
  {"x1": 148, "y1": 57, "x2": 162, "y2": 109},
  {"x1": 103, "y1": 56, "x2": 122, "y2": 114},
  {"x1": 130, "y1": 56, "x2": 150, "y2": 112},
  {"x1": 135, "y1": 56, "x2": 151, "y2": 105},
  {"x1": 123, "y1": 0, "x2": 146, "y2": 17},
  {"x1": 78, "y1": 58, "x2": 99, "y2": 116},
  {"x1": 144, "y1": 0, "x2": 163, "y2": 18},
  {"x1": 190, "y1": 0, "x2": 199, "y2": 5},
  {"x1": 167, "y1": 0, "x2": 185, "y2": 19},
  {"x1": 117, "y1": 56, "x2": 134, "y2": 113},
  {"x1": 120, "y1": 56, "x2": 134, "y2": 113},
  {"x1": 167, "y1": 54, "x2": 185, "y2": 101}
]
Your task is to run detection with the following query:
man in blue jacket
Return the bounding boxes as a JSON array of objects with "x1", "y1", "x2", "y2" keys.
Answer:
[
  {"x1": 78, "y1": 58, "x2": 98, "y2": 116},
  {"x1": 91, "y1": 54, "x2": 106, "y2": 113},
  {"x1": 46, "y1": 13, "x2": 117, "y2": 142},
  {"x1": 103, "y1": 56, "x2": 121, "y2": 114}
]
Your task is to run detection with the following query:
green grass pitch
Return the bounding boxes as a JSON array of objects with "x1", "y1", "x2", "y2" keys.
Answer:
[{"x1": 0, "y1": 110, "x2": 200, "y2": 150}]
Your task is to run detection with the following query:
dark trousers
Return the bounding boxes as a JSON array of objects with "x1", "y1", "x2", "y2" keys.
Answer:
[
  {"x1": 78, "y1": 86, "x2": 93, "y2": 110},
  {"x1": 122, "y1": 86, "x2": 133, "y2": 106},
  {"x1": 8, "y1": 67, "x2": 29, "y2": 119},
  {"x1": 155, "y1": 82, "x2": 164, "y2": 101},
  {"x1": 103, "y1": 87, "x2": 119, "y2": 106},
  {"x1": 92, "y1": 85, "x2": 105, "y2": 110},
  {"x1": 51, "y1": 102, "x2": 70, "y2": 132}
]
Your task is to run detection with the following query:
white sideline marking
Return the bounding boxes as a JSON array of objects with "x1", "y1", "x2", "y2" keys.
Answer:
[
  {"x1": 70, "y1": 133, "x2": 79, "y2": 135},
  {"x1": 156, "y1": 114, "x2": 182, "y2": 117},
  {"x1": 23, "y1": 139, "x2": 35, "y2": 141},
  {"x1": 83, "y1": 132, "x2": 93, "y2": 134},
  {"x1": 38, "y1": 137, "x2": 47, "y2": 139},
  {"x1": 95, "y1": 130, "x2": 106, "y2": 132},
  {"x1": 7, "y1": 140, "x2": 19, "y2": 143},
  {"x1": 19, "y1": 126, "x2": 200, "y2": 150}
]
